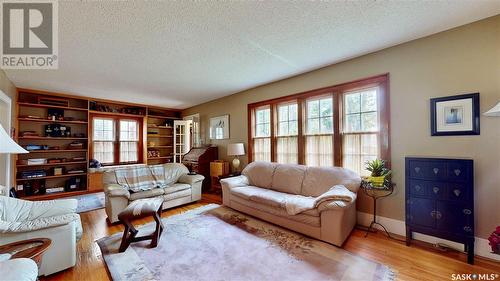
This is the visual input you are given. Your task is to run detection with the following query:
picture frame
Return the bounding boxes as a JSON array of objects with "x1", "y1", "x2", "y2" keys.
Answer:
[
  {"x1": 430, "y1": 93, "x2": 480, "y2": 136},
  {"x1": 209, "y1": 114, "x2": 230, "y2": 140}
]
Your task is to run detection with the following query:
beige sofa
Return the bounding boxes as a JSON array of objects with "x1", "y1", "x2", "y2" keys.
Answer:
[
  {"x1": 221, "y1": 161, "x2": 361, "y2": 246},
  {"x1": 103, "y1": 163, "x2": 204, "y2": 223}
]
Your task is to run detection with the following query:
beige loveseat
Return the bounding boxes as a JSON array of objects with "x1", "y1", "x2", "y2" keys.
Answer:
[
  {"x1": 221, "y1": 161, "x2": 361, "y2": 246},
  {"x1": 103, "y1": 163, "x2": 204, "y2": 223}
]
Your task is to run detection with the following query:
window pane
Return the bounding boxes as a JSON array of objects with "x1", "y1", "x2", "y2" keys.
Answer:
[
  {"x1": 320, "y1": 98, "x2": 333, "y2": 117},
  {"x1": 277, "y1": 136, "x2": 298, "y2": 164},
  {"x1": 93, "y1": 118, "x2": 114, "y2": 141},
  {"x1": 307, "y1": 100, "x2": 319, "y2": 118},
  {"x1": 255, "y1": 108, "x2": 270, "y2": 137},
  {"x1": 278, "y1": 106, "x2": 288, "y2": 122},
  {"x1": 307, "y1": 118, "x2": 319, "y2": 135},
  {"x1": 93, "y1": 141, "x2": 114, "y2": 164},
  {"x1": 361, "y1": 89, "x2": 377, "y2": 112},
  {"x1": 361, "y1": 112, "x2": 378, "y2": 132},
  {"x1": 253, "y1": 138, "x2": 271, "y2": 162},
  {"x1": 320, "y1": 116, "x2": 333, "y2": 133},
  {"x1": 345, "y1": 93, "x2": 361, "y2": 114},
  {"x1": 120, "y1": 141, "x2": 138, "y2": 163},
  {"x1": 289, "y1": 120, "x2": 298, "y2": 135},
  {"x1": 305, "y1": 135, "x2": 333, "y2": 167},
  {"x1": 345, "y1": 114, "x2": 361, "y2": 132},
  {"x1": 120, "y1": 120, "x2": 138, "y2": 141},
  {"x1": 289, "y1": 104, "x2": 297, "y2": 121},
  {"x1": 278, "y1": 121, "x2": 288, "y2": 136},
  {"x1": 342, "y1": 134, "x2": 378, "y2": 176}
]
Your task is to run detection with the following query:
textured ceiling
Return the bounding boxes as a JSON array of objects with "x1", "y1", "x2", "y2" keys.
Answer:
[{"x1": 5, "y1": 1, "x2": 500, "y2": 109}]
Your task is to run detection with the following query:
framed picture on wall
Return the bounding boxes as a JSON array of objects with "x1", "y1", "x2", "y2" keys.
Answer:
[
  {"x1": 209, "y1": 114, "x2": 229, "y2": 139},
  {"x1": 430, "y1": 93, "x2": 480, "y2": 136}
]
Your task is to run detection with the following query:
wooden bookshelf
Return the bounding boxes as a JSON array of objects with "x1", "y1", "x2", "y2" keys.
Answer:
[{"x1": 15, "y1": 88, "x2": 181, "y2": 200}]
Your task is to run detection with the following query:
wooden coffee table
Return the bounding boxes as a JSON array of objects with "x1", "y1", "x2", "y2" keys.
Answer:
[{"x1": 0, "y1": 238, "x2": 51, "y2": 268}]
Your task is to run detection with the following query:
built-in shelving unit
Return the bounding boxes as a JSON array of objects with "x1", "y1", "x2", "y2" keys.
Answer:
[{"x1": 15, "y1": 88, "x2": 181, "y2": 200}]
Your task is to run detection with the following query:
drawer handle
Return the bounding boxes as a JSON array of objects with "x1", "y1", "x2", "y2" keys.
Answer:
[
  {"x1": 414, "y1": 185, "x2": 422, "y2": 192},
  {"x1": 433, "y1": 187, "x2": 439, "y2": 194},
  {"x1": 463, "y1": 209, "x2": 472, "y2": 215},
  {"x1": 433, "y1": 168, "x2": 439, "y2": 174},
  {"x1": 435, "y1": 211, "x2": 442, "y2": 220},
  {"x1": 430, "y1": 211, "x2": 436, "y2": 218},
  {"x1": 453, "y1": 189, "x2": 461, "y2": 197},
  {"x1": 414, "y1": 167, "x2": 421, "y2": 173},
  {"x1": 463, "y1": 226, "x2": 472, "y2": 232},
  {"x1": 454, "y1": 169, "x2": 461, "y2": 176}
]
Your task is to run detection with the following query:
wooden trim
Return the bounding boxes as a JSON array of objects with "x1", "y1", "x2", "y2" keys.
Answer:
[{"x1": 247, "y1": 73, "x2": 390, "y2": 167}]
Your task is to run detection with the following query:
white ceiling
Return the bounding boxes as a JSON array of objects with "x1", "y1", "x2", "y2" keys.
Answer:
[{"x1": 5, "y1": 1, "x2": 500, "y2": 109}]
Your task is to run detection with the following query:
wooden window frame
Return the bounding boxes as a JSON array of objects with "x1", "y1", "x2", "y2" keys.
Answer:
[
  {"x1": 247, "y1": 73, "x2": 390, "y2": 167},
  {"x1": 90, "y1": 113, "x2": 144, "y2": 166}
]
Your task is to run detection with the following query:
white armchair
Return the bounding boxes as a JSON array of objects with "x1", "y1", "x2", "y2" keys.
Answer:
[{"x1": 0, "y1": 196, "x2": 83, "y2": 276}]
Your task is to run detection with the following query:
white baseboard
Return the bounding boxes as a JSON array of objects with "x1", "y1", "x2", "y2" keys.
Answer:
[{"x1": 357, "y1": 211, "x2": 500, "y2": 262}]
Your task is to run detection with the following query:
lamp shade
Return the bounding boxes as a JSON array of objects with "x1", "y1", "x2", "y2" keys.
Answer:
[
  {"x1": 0, "y1": 124, "x2": 28, "y2": 154},
  {"x1": 484, "y1": 102, "x2": 500, "y2": 117},
  {"x1": 227, "y1": 143, "x2": 245, "y2": 156}
]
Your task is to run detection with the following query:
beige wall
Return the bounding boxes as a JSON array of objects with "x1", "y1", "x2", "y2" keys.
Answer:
[
  {"x1": 184, "y1": 15, "x2": 500, "y2": 238},
  {"x1": 0, "y1": 69, "x2": 17, "y2": 189},
  {"x1": 0, "y1": 69, "x2": 16, "y2": 102}
]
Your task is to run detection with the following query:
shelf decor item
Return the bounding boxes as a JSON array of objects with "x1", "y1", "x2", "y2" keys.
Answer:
[
  {"x1": 430, "y1": 93, "x2": 480, "y2": 136},
  {"x1": 364, "y1": 159, "x2": 391, "y2": 187}
]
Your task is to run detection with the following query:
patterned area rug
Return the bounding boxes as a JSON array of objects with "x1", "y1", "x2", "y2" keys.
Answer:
[
  {"x1": 66, "y1": 192, "x2": 105, "y2": 213},
  {"x1": 97, "y1": 204, "x2": 395, "y2": 281}
]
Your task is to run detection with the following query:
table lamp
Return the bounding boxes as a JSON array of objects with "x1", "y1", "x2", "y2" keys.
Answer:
[
  {"x1": 227, "y1": 143, "x2": 245, "y2": 172},
  {"x1": 484, "y1": 102, "x2": 500, "y2": 116},
  {"x1": 0, "y1": 124, "x2": 28, "y2": 154}
]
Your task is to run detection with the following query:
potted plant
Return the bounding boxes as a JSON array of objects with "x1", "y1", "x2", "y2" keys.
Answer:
[
  {"x1": 488, "y1": 226, "x2": 500, "y2": 254},
  {"x1": 365, "y1": 159, "x2": 392, "y2": 187}
]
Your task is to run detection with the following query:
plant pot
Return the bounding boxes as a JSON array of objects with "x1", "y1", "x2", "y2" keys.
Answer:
[{"x1": 370, "y1": 176, "x2": 386, "y2": 187}]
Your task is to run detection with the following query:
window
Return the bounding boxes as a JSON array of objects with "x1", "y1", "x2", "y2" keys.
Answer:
[
  {"x1": 93, "y1": 118, "x2": 115, "y2": 164},
  {"x1": 92, "y1": 116, "x2": 142, "y2": 165},
  {"x1": 276, "y1": 102, "x2": 298, "y2": 164},
  {"x1": 305, "y1": 96, "x2": 334, "y2": 167},
  {"x1": 342, "y1": 88, "x2": 379, "y2": 176},
  {"x1": 252, "y1": 106, "x2": 271, "y2": 161},
  {"x1": 119, "y1": 120, "x2": 139, "y2": 163},
  {"x1": 248, "y1": 74, "x2": 389, "y2": 173}
]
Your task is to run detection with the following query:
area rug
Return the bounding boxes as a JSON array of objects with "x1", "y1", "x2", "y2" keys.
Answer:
[
  {"x1": 65, "y1": 192, "x2": 105, "y2": 213},
  {"x1": 97, "y1": 204, "x2": 395, "y2": 281}
]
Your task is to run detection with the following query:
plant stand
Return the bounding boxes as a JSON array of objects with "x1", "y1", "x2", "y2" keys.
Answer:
[{"x1": 361, "y1": 180, "x2": 397, "y2": 240}]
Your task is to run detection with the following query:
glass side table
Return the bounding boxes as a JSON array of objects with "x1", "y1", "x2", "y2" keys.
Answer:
[{"x1": 360, "y1": 180, "x2": 396, "y2": 239}]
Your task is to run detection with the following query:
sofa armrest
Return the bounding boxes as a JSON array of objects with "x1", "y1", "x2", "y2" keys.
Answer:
[
  {"x1": 104, "y1": 184, "x2": 130, "y2": 199},
  {"x1": 0, "y1": 213, "x2": 81, "y2": 233},
  {"x1": 220, "y1": 175, "x2": 249, "y2": 190},
  {"x1": 178, "y1": 174, "x2": 205, "y2": 185},
  {"x1": 317, "y1": 196, "x2": 356, "y2": 212}
]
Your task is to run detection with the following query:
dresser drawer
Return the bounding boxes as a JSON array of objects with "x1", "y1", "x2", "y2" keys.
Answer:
[
  {"x1": 447, "y1": 182, "x2": 469, "y2": 201},
  {"x1": 408, "y1": 180, "x2": 446, "y2": 199},
  {"x1": 408, "y1": 160, "x2": 446, "y2": 180},
  {"x1": 446, "y1": 162, "x2": 471, "y2": 182}
]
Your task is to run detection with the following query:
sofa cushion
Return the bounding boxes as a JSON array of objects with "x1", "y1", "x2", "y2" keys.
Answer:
[
  {"x1": 162, "y1": 188, "x2": 192, "y2": 201},
  {"x1": 163, "y1": 183, "x2": 191, "y2": 194},
  {"x1": 270, "y1": 164, "x2": 306, "y2": 194},
  {"x1": 129, "y1": 188, "x2": 165, "y2": 201},
  {"x1": 230, "y1": 186, "x2": 319, "y2": 217},
  {"x1": 230, "y1": 195, "x2": 320, "y2": 226},
  {"x1": 150, "y1": 163, "x2": 189, "y2": 187},
  {"x1": 242, "y1": 161, "x2": 277, "y2": 189},
  {"x1": 301, "y1": 166, "x2": 361, "y2": 197},
  {"x1": 115, "y1": 166, "x2": 158, "y2": 192}
]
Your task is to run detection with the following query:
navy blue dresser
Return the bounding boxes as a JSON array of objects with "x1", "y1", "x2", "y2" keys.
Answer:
[{"x1": 405, "y1": 157, "x2": 474, "y2": 264}]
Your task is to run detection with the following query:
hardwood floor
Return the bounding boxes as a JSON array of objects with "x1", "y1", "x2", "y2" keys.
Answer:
[{"x1": 43, "y1": 194, "x2": 500, "y2": 281}]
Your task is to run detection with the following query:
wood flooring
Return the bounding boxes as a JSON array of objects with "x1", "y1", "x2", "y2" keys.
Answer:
[{"x1": 42, "y1": 194, "x2": 500, "y2": 281}]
